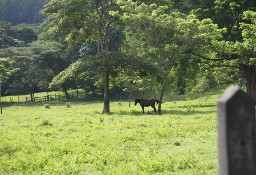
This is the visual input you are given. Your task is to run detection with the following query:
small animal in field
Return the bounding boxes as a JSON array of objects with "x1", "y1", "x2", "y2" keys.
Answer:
[
  {"x1": 44, "y1": 104, "x2": 50, "y2": 109},
  {"x1": 66, "y1": 102, "x2": 71, "y2": 108},
  {"x1": 135, "y1": 99, "x2": 160, "y2": 114}
]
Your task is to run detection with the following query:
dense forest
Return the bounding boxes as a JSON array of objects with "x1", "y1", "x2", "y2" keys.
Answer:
[{"x1": 0, "y1": 0, "x2": 256, "y2": 113}]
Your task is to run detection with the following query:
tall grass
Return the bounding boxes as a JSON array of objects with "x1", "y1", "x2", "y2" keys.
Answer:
[{"x1": 0, "y1": 85, "x2": 227, "y2": 174}]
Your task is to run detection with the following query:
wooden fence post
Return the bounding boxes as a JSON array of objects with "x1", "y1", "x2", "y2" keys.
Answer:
[{"x1": 217, "y1": 86, "x2": 256, "y2": 175}]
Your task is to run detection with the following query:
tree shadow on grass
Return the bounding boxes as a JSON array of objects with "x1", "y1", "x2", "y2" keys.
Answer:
[
  {"x1": 114, "y1": 98, "x2": 218, "y2": 116},
  {"x1": 170, "y1": 85, "x2": 228, "y2": 101},
  {"x1": 117, "y1": 109, "x2": 158, "y2": 116},
  {"x1": 161, "y1": 108, "x2": 216, "y2": 116},
  {"x1": 117, "y1": 107, "x2": 216, "y2": 116},
  {"x1": 172, "y1": 104, "x2": 216, "y2": 108},
  {"x1": 2, "y1": 101, "x2": 216, "y2": 117}
]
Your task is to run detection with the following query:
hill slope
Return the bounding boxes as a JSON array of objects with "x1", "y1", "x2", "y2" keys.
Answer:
[{"x1": 0, "y1": 0, "x2": 48, "y2": 24}]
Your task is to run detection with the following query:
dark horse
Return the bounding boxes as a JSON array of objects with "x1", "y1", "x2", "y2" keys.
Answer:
[{"x1": 135, "y1": 99, "x2": 160, "y2": 114}]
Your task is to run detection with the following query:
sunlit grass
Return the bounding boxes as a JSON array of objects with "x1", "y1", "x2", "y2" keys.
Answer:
[{"x1": 0, "y1": 85, "x2": 228, "y2": 174}]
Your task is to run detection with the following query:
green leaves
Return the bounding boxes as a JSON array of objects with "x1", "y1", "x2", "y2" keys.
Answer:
[
  {"x1": 228, "y1": 11, "x2": 256, "y2": 65},
  {"x1": 0, "y1": 40, "x2": 67, "y2": 94},
  {"x1": 120, "y1": 1, "x2": 224, "y2": 76},
  {"x1": 42, "y1": 0, "x2": 121, "y2": 48},
  {"x1": 0, "y1": 57, "x2": 16, "y2": 82},
  {"x1": 49, "y1": 51, "x2": 160, "y2": 89}
]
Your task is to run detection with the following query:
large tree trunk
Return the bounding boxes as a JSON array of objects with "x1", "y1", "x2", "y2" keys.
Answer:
[
  {"x1": 158, "y1": 75, "x2": 168, "y2": 115},
  {"x1": 240, "y1": 64, "x2": 256, "y2": 100},
  {"x1": 103, "y1": 71, "x2": 110, "y2": 113},
  {"x1": 30, "y1": 92, "x2": 34, "y2": 102},
  {"x1": 62, "y1": 84, "x2": 71, "y2": 99},
  {"x1": 30, "y1": 86, "x2": 34, "y2": 102},
  {"x1": 90, "y1": 84, "x2": 97, "y2": 97}
]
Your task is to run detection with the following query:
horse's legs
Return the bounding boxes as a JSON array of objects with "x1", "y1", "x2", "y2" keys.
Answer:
[
  {"x1": 152, "y1": 105, "x2": 156, "y2": 114},
  {"x1": 141, "y1": 106, "x2": 144, "y2": 113}
]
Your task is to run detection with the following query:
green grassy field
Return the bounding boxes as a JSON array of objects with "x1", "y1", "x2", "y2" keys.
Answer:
[{"x1": 0, "y1": 86, "x2": 227, "y2": 174}]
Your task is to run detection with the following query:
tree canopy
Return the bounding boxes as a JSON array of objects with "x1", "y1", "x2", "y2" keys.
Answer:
[{"x1": 118, "y1": 0, "x2": 223, "y2": 114}]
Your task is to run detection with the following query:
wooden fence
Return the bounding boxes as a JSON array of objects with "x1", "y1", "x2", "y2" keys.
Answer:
[
  {"x1": 2, "y1": 90, "x2": 81, "y2": 103},
  {"x1": 217, "y1": 86, "x2": 256, "y2": 175}
]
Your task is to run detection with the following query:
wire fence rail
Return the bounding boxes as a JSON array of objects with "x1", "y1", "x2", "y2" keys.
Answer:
[
  {"x1": 1, "y1": 90, "x2": 81, "y2": 103},
  {"x1": 1, "y1": 90, "x2": 125, "y2": 103}
]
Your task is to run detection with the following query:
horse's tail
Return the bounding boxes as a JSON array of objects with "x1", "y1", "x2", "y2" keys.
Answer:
[
  {"x1": 152, "y1": 99, "x2": 159, "y2": 105},
  {"x1": 150, "y1": 99, "x2": 160, "y2": 105}
]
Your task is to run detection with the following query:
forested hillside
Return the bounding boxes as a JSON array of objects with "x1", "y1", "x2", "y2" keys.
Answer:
[{"x1": 0, "y1": 0, "x2": 48, "y2": 24}]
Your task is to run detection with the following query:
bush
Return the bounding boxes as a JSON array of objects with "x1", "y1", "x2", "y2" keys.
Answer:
[{"x1": 191, "y1": 77, "x2": 213, "y2": 93}]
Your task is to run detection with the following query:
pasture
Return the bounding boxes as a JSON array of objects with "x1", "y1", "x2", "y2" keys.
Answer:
[{"x1": 0, "y1": 87, "x2": 224, "y2": 174}]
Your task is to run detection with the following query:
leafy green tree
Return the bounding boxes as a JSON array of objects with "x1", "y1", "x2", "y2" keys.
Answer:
[
  {"x1": 0, "y1": 57, "x2": 16, "y2": 82},
  {"x1": 0, "y1": 40, "x2": 69, "y2": 100},
  {"x1": 49, "y1": 51, "x2": 159, "y2": 100},
  {"x1": 118, "y1": 2, "x2": 177, "y2": 114},
  {"x1": 0, "y1": 22, "x2": 17, "y2": 48},
  {"x1": 118, "y1": 0, "x2": 223, "y2": 114},
  {"x1": 0, "y1": 22, "x2": 38, "y2": 48},
  {"x1": 42, "y1": 0, "x2": 125, "y2": 113},
  {"x1": 0, "y1": 46, "x2": 53, "y2": 100},
  {"x1": 192, "y1": 0, "x2": 256, "y2": 99},
  {"x1": 10, "y1": 24, "x2": 38, "y2": 44},
  {"x1": 0, "y1": 28, "x2": 15, "y2": 48},
  {"x1": 31, "y1": 40, "x2": 72, "y2": 98},
  {"x1": 236, "y1": 11, "x2": 256, "y2": 98},
  {"x1": 132, "y1": 0, "x2": 214, "y2": 14}
]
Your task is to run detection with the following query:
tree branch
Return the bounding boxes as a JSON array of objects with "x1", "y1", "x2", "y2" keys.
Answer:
[
  {"x1": 200, "y1": 61, "x2": 240, "y2": 69},
  {"x1": 191, "y1": 52, "x2": 239, "y2": 62},
  {"x1": 191, "y1": 53, "x2": 225, "y2": 61}
]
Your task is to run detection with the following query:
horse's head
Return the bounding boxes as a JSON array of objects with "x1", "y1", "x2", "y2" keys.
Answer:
[{"x1": 135, "y1": 99, "x2": 140, "y2": 106}]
